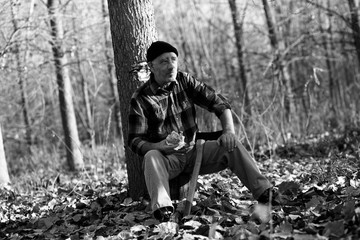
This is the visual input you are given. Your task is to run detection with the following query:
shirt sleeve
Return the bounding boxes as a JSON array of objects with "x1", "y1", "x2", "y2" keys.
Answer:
[
  {"x1": 185, "y1": 73, "x2": 231, "y2": 117},
  {"x1": 127, "y1": 96, "x2": 148, "y2": 156}
]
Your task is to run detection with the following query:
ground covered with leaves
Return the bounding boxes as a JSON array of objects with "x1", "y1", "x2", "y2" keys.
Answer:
[{"x1": 1, "y1": 130, "x2": 360, "y2": 240}]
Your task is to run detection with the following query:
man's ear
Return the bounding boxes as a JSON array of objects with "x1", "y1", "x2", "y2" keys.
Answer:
[{"x1": 147, "y1": 62, "x2": 153, "y2": 72}]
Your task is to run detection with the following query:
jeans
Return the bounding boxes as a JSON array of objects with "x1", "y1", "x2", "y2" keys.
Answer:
[{"x1": 143, "y1": 140, "x2": 272, "y2": 213}]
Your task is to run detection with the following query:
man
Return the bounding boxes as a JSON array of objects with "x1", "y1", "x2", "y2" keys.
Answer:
[{"x1": 128, "y1": 41, "x2": 276, "y2": 222}]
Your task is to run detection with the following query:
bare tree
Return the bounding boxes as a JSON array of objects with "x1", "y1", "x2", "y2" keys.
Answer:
[
  {"x1": 0, "y1": 124, "x2": 10, "y2": 185},
  {"x1": 48, "y1": 0, "x2": 84, "y2": 171},
  {"x1": 107, "y1": 0, "x2": 157, "y2": 199},
  {"x1": 228, "y1": 0, "x2": 252, "y2": 124}
]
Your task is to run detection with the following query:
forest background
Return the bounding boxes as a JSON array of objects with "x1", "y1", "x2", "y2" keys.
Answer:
[
  {"x1": 1, "y1": 0, "x2": 360, "y2": 239},
  {"x1": 1, "y1": 0, "x2": 359, "y2": 178}
]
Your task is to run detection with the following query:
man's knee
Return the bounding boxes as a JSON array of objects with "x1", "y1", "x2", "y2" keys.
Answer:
[
  {"x1": 143, "y1": 150, "x2": 164, "y2": 169},
  {"x1": 144, "y1": 149, "x2": 163, "y2": 159}
]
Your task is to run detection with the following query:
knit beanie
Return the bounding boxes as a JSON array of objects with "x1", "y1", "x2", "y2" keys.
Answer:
[{"x1": 146, "y1": 41, "x2": 178, "y2": 62}]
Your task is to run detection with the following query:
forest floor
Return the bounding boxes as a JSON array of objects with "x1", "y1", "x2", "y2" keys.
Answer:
[{"x1": 1, "y1": 129, "x2": 360, "y2": 240}]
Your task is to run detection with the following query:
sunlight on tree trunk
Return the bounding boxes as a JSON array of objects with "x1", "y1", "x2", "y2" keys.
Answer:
[
  {"x1": 107, "y1": 0, "x2": 157, "y2": 200},
  {"x1": 0, "y1": 124, "x2": 10, "y2": 185},
  {"x1": 48, "y1": 0, "x2": 84, "y2": 171}
]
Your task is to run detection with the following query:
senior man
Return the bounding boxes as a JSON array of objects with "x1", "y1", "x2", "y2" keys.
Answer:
[{"x1": 127, "y1": 41, "x2": 278, "y2": 222}]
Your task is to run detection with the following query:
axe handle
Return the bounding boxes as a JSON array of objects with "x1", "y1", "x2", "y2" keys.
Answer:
[{"x1": 184, "y1": 139, "x2": 205, "y2": 216}]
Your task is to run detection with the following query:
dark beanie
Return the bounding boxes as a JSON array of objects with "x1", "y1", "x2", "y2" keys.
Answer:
[{"x1": 146, "y1": 41, "x2": 178, "y2": 62}]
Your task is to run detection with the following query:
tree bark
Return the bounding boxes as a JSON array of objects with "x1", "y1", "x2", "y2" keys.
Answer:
[
  {"x1": 102, "y1": 0, "x2": 123, "y2": 144},
  {"x1": 107, "y1": 0, "x2": 157, "y2": 200},
  {"x1": 10, "y1": 0, "x2": 32, "y2": 152},
  {"x1": 0, "y1": 124, "x2": 10, "y2": 185},
  {"x1": 228, "y1": 0, "x2": 252, "y2": 124},
  {"x1": 48, "y1": 0, "x2": 84, "y2": 171}
]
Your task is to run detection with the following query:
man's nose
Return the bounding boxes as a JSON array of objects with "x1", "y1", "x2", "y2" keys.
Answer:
[{"x1": 168, "y1": 62, "x2": 176, "y2": 70}]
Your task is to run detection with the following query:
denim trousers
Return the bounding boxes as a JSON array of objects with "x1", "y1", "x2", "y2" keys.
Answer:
[{"x1": 142, "y1": 140, "x2": 272, "y2": 213}]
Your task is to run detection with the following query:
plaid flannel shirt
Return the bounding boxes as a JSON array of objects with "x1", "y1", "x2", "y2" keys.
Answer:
[{"x1": 128, "y1": 71, "x2": 231, "y2": 156}]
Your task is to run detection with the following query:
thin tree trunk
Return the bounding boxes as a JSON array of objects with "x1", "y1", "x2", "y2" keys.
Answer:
[
  {"x1": 48, "y1": 0, "x2": 83, "y2": 171},
  {"x1": 318, "y1": 4, "x2": 337, "y2": 119},
  {"x1": 348, "y1": 0, "x2": 360, "y2": 68},
  {"x1": 262, "y1": 0, "x2": 295, "y2": 123},
  {"x1": 326, "y1": 0, "x2": 345, "y2": 111},
  {"x1": 107, "y1": 0, "x2": 156, "y2": 200},
  {"x1": 71, "y1": 7, "x2": 95, "y2": 149},
  {"x1": 10, "y1": 0, "x2": 32, "y2": 152},
  {"x1": 340, "y1": 23, "x2": 353, "y2": 109},
  {"x1": 220, "y1": 32, "x2": 231, "y2": 85},
  {"x1": 102, "y1": 0, "x2": 123, "y2": 144},
  {"x1": 0, "y1": 124, "x2": 10, "y2": 185},
  {"x1": 347, "y1": 0, "x2": 360, "y2": 115},
  {"x1": 228, "y1": 0, "x2": 252, "y2": 124}
]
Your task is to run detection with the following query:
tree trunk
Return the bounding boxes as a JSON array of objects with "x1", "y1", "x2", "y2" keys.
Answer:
[
  {"x1": 0, "y1": 124, "x2": 10, "y2": 185},
  {"x1": 228, "y1": 0, "x2": 252, "y2": 124},
  {"x1": 10, "y1": 0, "x2": 32, "y2": 152},
  {"x1": 101, "y1": 0, "x2": 123, "y2": 144},
  {"x1": 327, "y1": 0, "x2": 345, "y2": 111},
  {"x1": 48, "y1": 0, "x2": 84, "y2": 171},
  {"x1": 348, "y1": 0, "x2": 360, "y2": 68},
  {"x1": 262, "y1": 0, "x2": 295, "y2": 123},
  {"x1": 107, "y1": 0, "x2": 157, "y2": 200}
]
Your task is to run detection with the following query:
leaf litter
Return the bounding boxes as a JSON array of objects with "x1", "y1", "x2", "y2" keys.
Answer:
[{"x1": 1, "y1": 130, "x2": 360, "y2": 239}]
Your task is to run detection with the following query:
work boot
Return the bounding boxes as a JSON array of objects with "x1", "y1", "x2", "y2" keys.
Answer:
[{"x1": 153, "y1": 206, "x2": 174, "y2": 222}]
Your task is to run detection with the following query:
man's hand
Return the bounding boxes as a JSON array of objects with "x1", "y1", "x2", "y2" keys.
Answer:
[
  {"x1": 159, "y1": 139, "x2": 193, "y2": 155},
  {"x1": 218, "y1": 109, "x2": 237, "y2": 152},
  {"x1": 217, "y1": 132, "x2": 237, "y2": 152}
]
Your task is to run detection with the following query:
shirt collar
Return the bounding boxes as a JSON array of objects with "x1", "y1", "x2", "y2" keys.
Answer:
[{"x1": 149, "y1": 74, "x2": 178, "y2": 94}]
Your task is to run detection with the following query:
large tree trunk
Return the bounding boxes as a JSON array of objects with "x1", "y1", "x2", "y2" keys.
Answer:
[
  {"x1": 48, "y1": 0, "x2": 84, "y2": 171},
  {"x1": 10, "y1": 0, "x2": 32, "y2": 152},
  {"x1": 262, "y1": 0, "x2": 295, "y2": 124},
  {"x1": 228, "y1": 0, "x2": 252, "y2": 125},
  {"x1": 107, "y1": 0, "x2": 157, "y2": 200},
  {"x1": 0, "y1": 124, "x2": 10, "y2": 185},
  {"x1": 102, "y1": 0, "x2": 123, "y2": 144}
]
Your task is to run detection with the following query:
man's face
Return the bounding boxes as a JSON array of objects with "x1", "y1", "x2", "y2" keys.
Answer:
[{"x1": 149, "y1": 52, "x2": 178, "y2": 87}]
